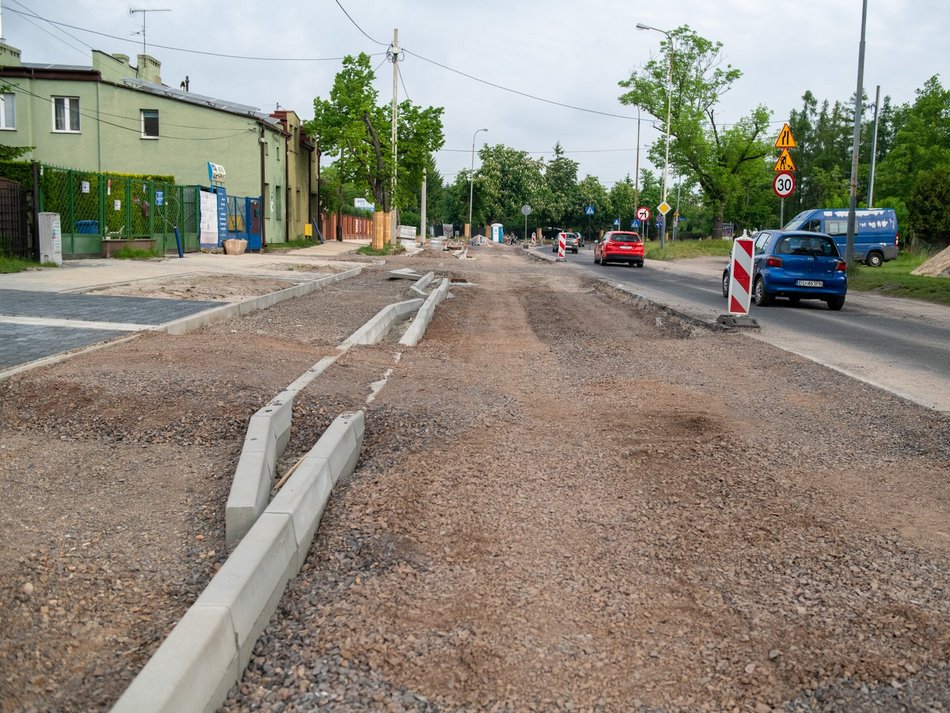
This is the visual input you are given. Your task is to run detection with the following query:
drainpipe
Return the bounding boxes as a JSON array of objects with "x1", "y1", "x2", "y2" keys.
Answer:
[
  {"x1": 284, "y1": 126, "x2": 290, "y2": 243},
  {"x1": 259, "y1": 122, "x2": 266, "y2": 248},
  {"x1": 307, "y1": 140, "x2": 313, "y2": 236},
  {"x1": 315, "y1": 142, "x2": 321, "y2": 239}
]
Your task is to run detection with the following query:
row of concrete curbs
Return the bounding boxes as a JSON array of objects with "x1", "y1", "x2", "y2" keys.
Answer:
[
  {"x1": 163, "y1": 267, "x2": 363, "y2": 336},
  {"x1": 112, "y1": 411, "x2": 365, "y2": 713},
  {"x1": 110, "y1": 269, "x2": 449, "y2": 713}
]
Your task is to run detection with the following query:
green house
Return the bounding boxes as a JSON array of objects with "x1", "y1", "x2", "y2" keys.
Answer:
[{"x1": 0, "y1": 41, "x2": 317, "y2": 251}]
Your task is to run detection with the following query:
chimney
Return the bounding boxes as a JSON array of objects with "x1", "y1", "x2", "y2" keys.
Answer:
[{"x1": 136, "y1": 54, "x2": 162, "y2": 84}]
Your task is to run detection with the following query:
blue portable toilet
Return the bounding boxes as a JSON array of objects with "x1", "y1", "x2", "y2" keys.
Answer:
[{"x1": 490, "y1": 223, "x2": 504, "y2": 243}]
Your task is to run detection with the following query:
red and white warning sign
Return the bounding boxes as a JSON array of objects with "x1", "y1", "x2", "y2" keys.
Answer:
[
  {"x1": 727, "y1": 236, "x2": 754, "y2": 315},
  {"x1": 557, "y1": 232, "x2": 566, "y2": 260}
]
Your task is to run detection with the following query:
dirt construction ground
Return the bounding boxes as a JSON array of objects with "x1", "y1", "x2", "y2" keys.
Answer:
[{"x1": 1, "y1": 245, "x2": 948, "y2": 712}]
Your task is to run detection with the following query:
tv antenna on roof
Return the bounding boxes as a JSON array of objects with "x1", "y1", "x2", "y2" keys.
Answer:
[{"x1": 129, "y1": 7, "x2": 171, "y2": 57}]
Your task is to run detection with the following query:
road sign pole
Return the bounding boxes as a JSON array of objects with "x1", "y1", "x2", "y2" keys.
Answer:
[{"x1": 780, "y1": 197, "x2": 784, "y2": 226}]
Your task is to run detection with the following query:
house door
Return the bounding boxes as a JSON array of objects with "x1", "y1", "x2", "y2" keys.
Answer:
[{"x1": 245, "y1": 197, "x2": 262, "y2": 251}]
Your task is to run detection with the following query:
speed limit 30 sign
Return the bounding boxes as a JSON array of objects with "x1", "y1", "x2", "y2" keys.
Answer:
[{"x1": 773, "y1": 172, "x2": 795, "y2": 198}]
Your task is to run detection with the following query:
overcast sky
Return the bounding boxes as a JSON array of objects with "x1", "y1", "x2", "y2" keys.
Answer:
[{"x1": 6, "y1": 0, "x2": 949, "y2": 190}]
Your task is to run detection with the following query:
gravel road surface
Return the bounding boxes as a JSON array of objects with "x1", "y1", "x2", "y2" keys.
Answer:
[{"x1": 1, "y1": 245, "x2": 947, "y2": 713}]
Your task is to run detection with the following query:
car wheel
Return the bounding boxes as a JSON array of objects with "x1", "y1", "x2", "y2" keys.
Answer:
[
  {"x1": 753, "y1": 278, "x2": 772, "y2": 306},
  {"x1": 866, "y1": 252, "x2": 884, "y2": 267},
  {"x1": 635, "y1": 262, "x2": 643, "y2": 268},
  {"x1": 826, "y1": 296, "x2": 845, "y2": 311},
  {"x1": 788, "y1": 296, "x2": 801, "y2": 305},
  {"x1": 721, "y1": 272, "x2": 730, "y2": 298}
]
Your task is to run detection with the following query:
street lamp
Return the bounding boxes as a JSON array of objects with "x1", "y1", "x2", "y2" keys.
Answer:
[
  {"x1": 636, "y1": 22, "x2": 673, "y2": 249},
  {"x1": 468, "y1": 128, "x2": 487, "y2": 239}
]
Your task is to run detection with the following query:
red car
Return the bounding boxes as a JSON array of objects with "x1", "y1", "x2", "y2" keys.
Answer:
[{"x1": 594, "y1": 231, "x2": 644, "y2": 267}]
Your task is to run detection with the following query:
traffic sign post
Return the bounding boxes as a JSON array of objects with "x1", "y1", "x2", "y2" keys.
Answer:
[
  {"x1": 772, "y1": 124, "x2": 797, "y2": 226},
  {"x1": 521, "y1": 204, "x2": 532, "y2": 244},
  {"x1": 557, "y1": 232, "x2": 566, "y2": 261},
  {"x1": 636, "y1": 207, "x2": 651, "y2": 221}
]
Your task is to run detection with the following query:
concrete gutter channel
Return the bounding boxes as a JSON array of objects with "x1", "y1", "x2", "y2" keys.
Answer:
[{"x1": 111, "y1": 268, "x2": 449, "y2": 713}]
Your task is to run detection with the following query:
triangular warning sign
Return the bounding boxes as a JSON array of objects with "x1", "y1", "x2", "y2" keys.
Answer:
[
  {"x1": 773, "y1": 148, "x2": 797, "y2": 173},
  {"x1": 775, "y1": 123, "x2": 797, "y2": 149}
]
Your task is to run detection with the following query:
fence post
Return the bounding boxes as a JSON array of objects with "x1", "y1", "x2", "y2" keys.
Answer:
[
  {"x1": 67, "y1": 170, "x2": 75, "y2": 235},
  {"x1": 31, "y1": 162, "x2": 41, "y2": 261}
]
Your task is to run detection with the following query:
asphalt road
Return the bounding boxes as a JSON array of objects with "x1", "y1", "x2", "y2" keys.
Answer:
[{"x1": 549, "y1": 245, "x2": 950, "y2": 412}]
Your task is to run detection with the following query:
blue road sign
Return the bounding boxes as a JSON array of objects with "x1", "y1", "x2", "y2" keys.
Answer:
[
  {"x1": 585, "y1": 205, "x2": 595, "y2": 216},
  {"x1": 631, "y1": 219, "x2": 640, "y2": 228},
  {"x1": 613, "y1": 218, "x2": 620, "y2": 226}
]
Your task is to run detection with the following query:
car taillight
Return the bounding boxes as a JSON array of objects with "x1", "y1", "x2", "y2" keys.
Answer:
[
  {"x1": 896, "y1": 233, "x2": 900, "y2": 247},
  {"x1": 766, "y1": 256, "x2": 783, "y2": 268},
  {"x1": 835, "y1": 260, "x2": 847, "y2": 271}
]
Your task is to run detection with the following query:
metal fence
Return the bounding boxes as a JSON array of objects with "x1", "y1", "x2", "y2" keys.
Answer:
[
  {"x1": 0, "y1": 177, "x2": 31, "y2": 259},
  {"x1": 37, "y1": 165, "x2": 201, "y2": 257}
]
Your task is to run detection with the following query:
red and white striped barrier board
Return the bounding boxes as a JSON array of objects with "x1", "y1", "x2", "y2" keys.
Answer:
[
  {"x1": 557, "y1": 233, "x2": 566, "y2": 260},
  {"x1": 727, "y1": 237, "x2": 754, "y2": 315}
]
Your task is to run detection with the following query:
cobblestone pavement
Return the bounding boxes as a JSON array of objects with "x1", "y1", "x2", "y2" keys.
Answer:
[{"x1": 0, "y1": 288, "x2": 222, "y2": 368}]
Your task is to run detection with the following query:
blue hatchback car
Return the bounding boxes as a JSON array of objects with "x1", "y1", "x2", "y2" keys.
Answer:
[{"x1": 721, "y1": 230, "x2": 848, "y2": 310}]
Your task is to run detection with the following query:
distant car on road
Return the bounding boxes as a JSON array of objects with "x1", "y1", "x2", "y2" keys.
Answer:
[
  {"x1": 594, "y1": 231, "x2": 644, "y2": 267},
  {"x1": 551, "y1": 232, "x2": 579, "y2": 254},
  {"x1": 721, "y1": 230, "x2": 848, "y2": 310}
]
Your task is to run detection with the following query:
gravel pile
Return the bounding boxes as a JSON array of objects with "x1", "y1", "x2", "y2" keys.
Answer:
[{"x1": 2, "y1": 246, "x2": 948, "y2": 712}]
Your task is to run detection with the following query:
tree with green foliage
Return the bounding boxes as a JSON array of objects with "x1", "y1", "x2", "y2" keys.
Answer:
[
  {"x1": 874, "y1": 76, "x2": 950, "y2": 204},
  {"x1": 908, "y1": 165, "x2": 950, "y2": 249},
  {"x1": 540, "y1": 143, "x2": 579, "y2": 228},
  {"x1": 787, "y1": 91, "x2": 855, "y2": 212},
  {"x1": 472, "y1": 144, "x2": 544, "y2": 229},
  {"x1": 576, "y1": 175, "x2": 609, "y2": 235},
  {"x1": 618, "y1": 25, "x2": 772, "y2": 238},
  {"x1": 305, "y1": 53, "x2": 444, "y2": 218},
  {"x1": 607, "y1": 176, "x2": 638, "y2": 235}
]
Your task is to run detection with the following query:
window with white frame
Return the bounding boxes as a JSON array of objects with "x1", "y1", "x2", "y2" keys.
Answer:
[
  {"x1": 0, "y1": 93, "x2": 15, "y2": 129},
  {"x1": 53, "y1": 96, "x2": 80, "y2": 132},
  {"x1": 141, "y1": 109, "x2": 159, "y2": 138}
]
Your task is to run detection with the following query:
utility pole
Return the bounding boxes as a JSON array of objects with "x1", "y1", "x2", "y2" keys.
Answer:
[
  {"x1": 129, "y1": 8, "x2": 171, "y2": 57},
  {"x1": 389, "y1": 28, "x2": 400, "y2": 245},
  {"x1": 846, "y1": 0, "x2": 868, "y2": 270},
  {"x1": 634, "y1": 106, "x2": 641, "y2": 221},
  {"x1": 420, "y1": 166, "x2": 427, "y2": 244},
  {"x1": 868, "y1": 84, "x2": 881, "y2": 207}
]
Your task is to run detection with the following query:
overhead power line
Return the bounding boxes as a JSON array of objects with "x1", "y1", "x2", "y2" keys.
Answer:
[
  {"x1": 333, "y1": 0, "x2": 387, "y2": 46},
  {"x1": 5, "y1": 6, "x2": 378, "y2": 62},
  {"x1": 402, "y1": 48, "x2": 638, "y2": 121}
]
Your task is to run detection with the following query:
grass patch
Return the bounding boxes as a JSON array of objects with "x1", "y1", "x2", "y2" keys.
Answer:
[
  {"x1": 848, "y1": 251, "x2": 950, "y2": 305},
  {"x1": 645, "y1": 238, "x2": 733, "y2": 261},
  {"x1": 110, "y1": 246, "x2": 162, "y2": 260},
  {"x1": 263, "y1": 238, "x2": 322, "y2": 252},
  {"x1": 357, "y1": 243, "x2": 406, "y2": 256},
  {"x1": 0, "y1": 255, "x2": 44, "y2": 273}
]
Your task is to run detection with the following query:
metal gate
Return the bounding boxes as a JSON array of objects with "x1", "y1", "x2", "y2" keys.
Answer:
[{"x1": 0, "y1": 178, "x2": 33, "y2": 259}]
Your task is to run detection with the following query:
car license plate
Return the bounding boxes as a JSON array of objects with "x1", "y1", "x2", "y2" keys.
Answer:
[
  {"x1": 796, "y1": 280, "x2": 823, "y2": 287},
  {"x1": 619, "y1": 245, "x2": 631, "y2": 250}
]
